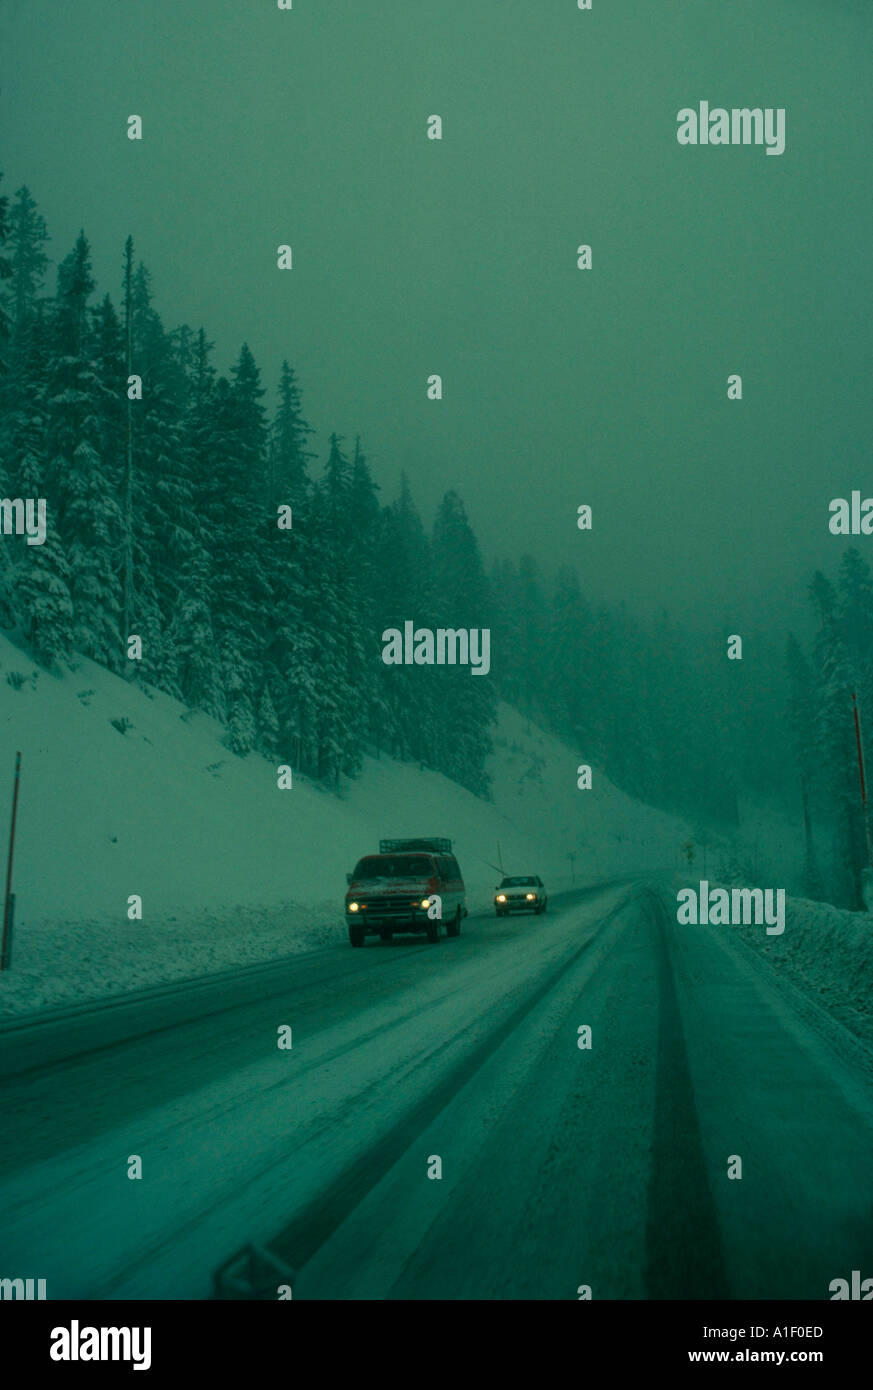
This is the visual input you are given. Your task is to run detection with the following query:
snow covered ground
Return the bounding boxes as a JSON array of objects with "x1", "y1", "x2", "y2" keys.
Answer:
[
  {"x1": 734, "y1": 893, "x2": 873, "y2": 1045},
  {"x1": 0, "y1": 633, "x2": 691, "y2": 1016},
  {"x1": 2, "y1": 883, "x2": 871, "y2": 1300},
  {"x1": 1, "y1": 633, "x2": 869, "y2": 1301}
]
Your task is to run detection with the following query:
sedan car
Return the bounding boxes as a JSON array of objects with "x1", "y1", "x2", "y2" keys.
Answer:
[{"x1": 494, "y1": 874, "x2": 548, "y2": 916}]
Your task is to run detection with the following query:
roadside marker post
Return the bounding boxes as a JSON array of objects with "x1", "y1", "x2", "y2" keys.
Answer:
[
  {"x1": 1, "y1": 752, "x2": 21, "y2": 973},
  {"x1": 852, "y1": 693, "x2": 873, "y2": 868}
]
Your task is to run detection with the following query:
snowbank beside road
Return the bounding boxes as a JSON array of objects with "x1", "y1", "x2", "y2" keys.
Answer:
[{"x1": 736, "y1": 894, "x2": 873, "y2": 1043}]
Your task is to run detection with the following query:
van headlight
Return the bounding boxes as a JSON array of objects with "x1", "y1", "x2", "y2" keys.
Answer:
[{"x1": 348, "y1": 902, "x2": 359, "y2": 912}]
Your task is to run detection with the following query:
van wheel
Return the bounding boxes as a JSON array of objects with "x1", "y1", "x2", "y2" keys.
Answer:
[
  {"x1": 446, "y1": 908, "x2": 461, "y2": 938},
  {"x1": 426, "y1": 919, "x2": 440, "y2": 943},
  {"x1": 349, "y1": 927, "x2": 364, "y2": 947}
]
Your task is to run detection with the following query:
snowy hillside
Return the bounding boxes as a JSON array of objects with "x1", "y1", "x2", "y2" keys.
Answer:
[{"x1": 0, "y1": 632, "x2": 691, "y2": 1015}]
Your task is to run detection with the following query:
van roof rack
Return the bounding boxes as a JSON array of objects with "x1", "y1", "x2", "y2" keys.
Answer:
[{"x1": 379, "y1": 837, "x2": 452, "y2": 854}]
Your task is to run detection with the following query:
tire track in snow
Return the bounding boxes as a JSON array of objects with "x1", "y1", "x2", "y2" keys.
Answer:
[
  {"x1": 644, "y1": 888, "x2": 728, "y2": 1298},
  {"x1": 230, "y1": 892, "x2": 638, "y2": 1288}
]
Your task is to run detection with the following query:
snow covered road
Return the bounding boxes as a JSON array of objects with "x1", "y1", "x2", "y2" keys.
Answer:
[{"x1": 1, "y1": 879, "x2": 871, "y2": 1300}]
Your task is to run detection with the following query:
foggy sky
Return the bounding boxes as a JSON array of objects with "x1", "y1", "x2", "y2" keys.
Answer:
[{"x1": 2, "y1": 0, "x2": 871, "y2": 637}]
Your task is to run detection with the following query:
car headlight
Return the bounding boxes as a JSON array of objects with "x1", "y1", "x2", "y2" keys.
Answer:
[
  {"x1": 348, "y1": 902, "x2": 359, "y2": 912},
  {"x1": 496, "y1": 894, "x2": 506, "y2": 902},
  {"x1": 526, "y1": 893, "x2": 536, "y2": 900},
  {"x1": 420, "y1": 899, "x2": 430, "y2": 909}
]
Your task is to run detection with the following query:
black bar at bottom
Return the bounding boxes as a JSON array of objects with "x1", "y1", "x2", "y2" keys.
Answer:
[{"x1": 3, "y1": 1299, "x2": 868, "y2": 1376}]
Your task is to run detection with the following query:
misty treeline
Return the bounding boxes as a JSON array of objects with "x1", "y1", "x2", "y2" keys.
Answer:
[
  {"x1": 787, "y1": 554, "x2": 873, "y2": 909},
  {"x1": 0, "y1": 178, "x2": 495, "y2": 792},
  {"x1": 0, "y1": 178, "x2": 865, "y2": 906}
]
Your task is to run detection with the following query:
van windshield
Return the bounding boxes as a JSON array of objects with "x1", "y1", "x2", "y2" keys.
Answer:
[{"x1": 353, "y1": 856, "x2": 433, "y2": 879}]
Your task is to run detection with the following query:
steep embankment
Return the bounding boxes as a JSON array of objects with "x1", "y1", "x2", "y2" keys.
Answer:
[{"x1": 0, "y1": 633, "x2": 689, "y2": 1014}]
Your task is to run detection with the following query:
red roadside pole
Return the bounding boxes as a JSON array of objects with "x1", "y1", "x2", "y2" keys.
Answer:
[{"x1": 1, "y1": 751, "x2": 21, "y2": 972}]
